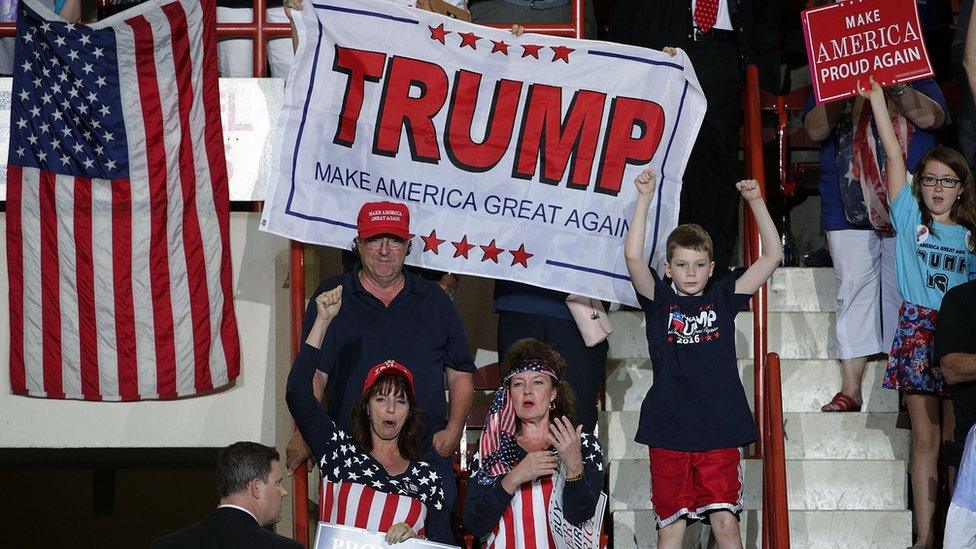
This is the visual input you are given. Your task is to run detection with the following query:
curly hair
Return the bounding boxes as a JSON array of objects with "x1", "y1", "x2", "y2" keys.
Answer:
[
  {"x1": 349, "y1": 373, "x2": 426, "y2": 461},
  {"x1": 501, "y1": 338, "x2": 577, "y2": 427},
  {"x1": 912, "y1": 147, "x2": 976, "y2": 251}
]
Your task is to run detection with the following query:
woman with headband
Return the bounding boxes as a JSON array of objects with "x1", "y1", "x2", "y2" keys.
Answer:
[{"x1": 464, "y1": 338, "x2": 605, "y2": 548}]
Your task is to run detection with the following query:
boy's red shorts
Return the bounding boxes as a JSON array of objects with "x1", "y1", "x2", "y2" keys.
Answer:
[{"x1": 648, "y1": 446, "x2": 743, "y2": 529}]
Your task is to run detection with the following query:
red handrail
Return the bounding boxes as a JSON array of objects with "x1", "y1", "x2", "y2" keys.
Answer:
[
  {"x1": 290, "y1": 241, "x2": 308, "y2": 546},
  {"x1": 742, "y1": 64, "x2": 769, "y2": 459},
  {"x1": 763, "y1": 353, "x2": 790, "y2": 548},
  {"x1": 743, "y1": 65, "x2": 790, "y2": 548}
]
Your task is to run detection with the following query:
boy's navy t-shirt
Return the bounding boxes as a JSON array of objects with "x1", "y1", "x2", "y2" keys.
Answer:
[{"x1": 634, "y1": 270, "x2": 758, "y2": 451}]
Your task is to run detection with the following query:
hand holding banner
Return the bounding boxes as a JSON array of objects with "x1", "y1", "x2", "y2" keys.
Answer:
[
  {"x1": 261, "y1": 0, "x2": 705, "y2": 306},
  {"x1": 802, "y1": 0, "x2": 933, "y2": 104}
]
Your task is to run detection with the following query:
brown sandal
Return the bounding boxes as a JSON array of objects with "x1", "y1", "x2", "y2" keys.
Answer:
[{"x1": 821, "y1": 392, "x2": 861, "y2": 412}]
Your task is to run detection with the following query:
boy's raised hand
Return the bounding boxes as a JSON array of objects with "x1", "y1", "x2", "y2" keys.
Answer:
[
  {"x1": 856, "y1": 75, "x2": 883, "y2": 102},
  {"x1": 634, "y1": 168, "x2": 657, "y2": 196},
  {"x1": 735, "y1": 179, "x2": 762, "y2": 202}
]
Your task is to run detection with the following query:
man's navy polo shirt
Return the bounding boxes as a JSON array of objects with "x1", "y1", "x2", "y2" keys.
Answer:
[{"x1": 301, "y1": 265, "x2": 476, "y2": 449}]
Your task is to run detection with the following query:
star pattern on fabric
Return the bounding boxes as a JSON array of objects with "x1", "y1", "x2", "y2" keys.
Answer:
[
  {"x1": 452, "y1": 235, "x2": 475, "y2": 259},
  {"x1": 10, "y1": 12, "x2": 127, "y2": 178},
  {"x1": 428, "y1": 23, "x2": 450, "y2": 44},
  {"x1": 458, "y1": 31, "x2": 481, "y2": 50},
  {"x1": 550, "y1": 45, "x2": 574, "y2": 63},
  {"x1": 490, "y1": 40, "x2": 509, "y2": 55},
  {"x1": 521, "y1": 44, "x2": 543, "y2": 59},
  {"x1": 480, "y1": 239, "x2": 504, "y2": 263},
  {"x1": 318, "y1": 427, "x2": 445, "y2": 508},
  {"x1": 509, "y1": 243, "x2": 533, "y2": 268},
  {"x1": 421, "y1": 229, "x2": 445, "y2": 254}
]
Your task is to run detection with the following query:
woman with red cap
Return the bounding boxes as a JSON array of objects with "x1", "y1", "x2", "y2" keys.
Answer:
[
  {"x1": 286, "y1": 286, "x2": 450, "y2": 544},
  {"x1": 464, "y1": 338, "x2": 605, "y2": 548}
]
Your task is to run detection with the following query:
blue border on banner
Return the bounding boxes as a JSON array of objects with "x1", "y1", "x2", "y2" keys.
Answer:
[
  {"x1": 587, "y1": 50, "x2": 684, "y2": 71},
  {"x1": 545, "y1": 260, "x2": 632, "y2": 281},
  {"x1": 282, "y1": 7, "x2": 693, "y2": 280}
]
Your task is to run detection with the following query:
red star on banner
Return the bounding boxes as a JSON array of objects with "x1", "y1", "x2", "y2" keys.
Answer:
[
  {"x1": 428, "y1": 23, "x2": 450, "y2": 44},
  {"x1": 704, "y1": 334, "x2": 712, "y2": 342},
  {"x1": 667, "y1": 336, "x2": 674, "y2": 344},
  {"x1": 452, "y1": 236, "x2": 475, "y2": 259},
  {"x1": 490, "y1": 40, "x2": 509, "y2": 55},
  {"x1": 550, "y1": 45, "x2": 574, "y2": 63},
  {"x1": 509, "y1": 243, "x2": 534, "y2": 268},
  {"x1": 421, "y1": 230, "x2": 445, "y2": 254},
  {"x1": 521, "y1": 44, "x2": 543, "y2": 59},
  {"x1": 459, "y1": 31, "x2": 481, "y2": 50},
  {"x1": 480, "y1": 239, "x2": 504, "y2": 263}
]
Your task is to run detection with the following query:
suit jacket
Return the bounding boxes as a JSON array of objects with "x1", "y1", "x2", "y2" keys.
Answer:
[
  {"x1": 607, "y1": 0, "x2": 780, "y2": 92},
  {"x1": 149, "y1": 507, "x2": 303, "y2": 549}
]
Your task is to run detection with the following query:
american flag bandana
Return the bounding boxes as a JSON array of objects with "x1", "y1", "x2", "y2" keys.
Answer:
[{"x1": 478, "y1": 360, "x2": 558, "y2": 482}]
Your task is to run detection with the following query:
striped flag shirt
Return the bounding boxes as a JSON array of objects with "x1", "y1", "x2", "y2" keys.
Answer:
[
  {"x1": 317, "y1": 429, "x2": 444, "y2": 536},
  {"x1": 6, "y1": 0, "x2": 240, "y2": 400}
]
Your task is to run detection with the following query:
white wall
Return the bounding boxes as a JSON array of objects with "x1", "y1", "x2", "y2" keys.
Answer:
[{"x1": 0, "y1": 212, "x2": 292, "y2": 448}]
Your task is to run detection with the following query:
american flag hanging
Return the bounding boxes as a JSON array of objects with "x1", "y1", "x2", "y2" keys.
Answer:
[{"x1": 6, "y1": 0, "x2": 240, "y2": 400}]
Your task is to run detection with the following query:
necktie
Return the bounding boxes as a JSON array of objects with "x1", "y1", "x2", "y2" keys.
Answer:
[{"x1": 694, "y1": 0, "x2": 719, "y2": 33}]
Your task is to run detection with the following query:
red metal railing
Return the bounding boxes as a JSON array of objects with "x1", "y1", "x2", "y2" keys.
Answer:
[{"x1": 742, "y1": 65, "x2": 790, "y2": 548}]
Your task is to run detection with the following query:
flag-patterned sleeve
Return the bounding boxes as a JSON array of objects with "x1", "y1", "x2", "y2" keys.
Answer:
[
  {"x1": 561, "y1": 433, "x2": 605, "y2": 525},
  {"x1": 463, "y1": 455, "x2": 516, "y2": 536},
  {"x1": 285, "y1": 342, "x2": 342, "y2": 463}
]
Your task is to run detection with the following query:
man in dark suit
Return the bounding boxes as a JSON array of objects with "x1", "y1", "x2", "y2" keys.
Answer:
[
  {"x1": 609, "y1": 0, "x2": 779, "y2": 277},
  {"x1": 150, "y1": 441, "x2": 301, "y2": 549}
]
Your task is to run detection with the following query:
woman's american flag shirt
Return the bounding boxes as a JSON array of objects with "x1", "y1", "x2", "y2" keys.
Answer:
[{"x1": 316, "y1": 427, "x2": 444, "y2": 537}]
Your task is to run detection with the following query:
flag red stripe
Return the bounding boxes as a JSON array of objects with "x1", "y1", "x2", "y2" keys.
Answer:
[
  {"x1": 163, "y1": 2, "x2": 214, "y2": 393},
  {"x1": 379, "y1": 491, "x2": 399, "y2": 532},
  {"x1": 74, "y1": 177, "x2": 100, "y2": 400},
  {"x1": 336, "y1": 482, "x2": 353, "y2": 524},
  {"x1": 503, "y1": 503, "x2": 516, "y2": 547},
  {"x1": 7, "y1": 166, "x2": 26, "y2": 395},
  {"x1": 542, "y1": 478, "x2": 556, "y2": 548},
  {"x1": 322, "y1": 480, "x2": 335, "y2": 522},
  {"x1": 128, "y1": 15, "x2": 177, "y2": 398},
  {"x1": 521, "y1": 483, "x2": 537, "y2": 547},
  {"x1": 39, "y1": 171, "x2": 64, "y2": 398},
  {"x1": 403, "y1": 497, "x2": 422, "y2": 534},
  {"x1": 198, "y1": 0, "x2": 240, "y2": 380},
  {"x1": 354, "y1": 484, "x2": 375, "y2": 529},
  {"x1": 112, "y1": 178, "x2": 139, "y2": 400}
]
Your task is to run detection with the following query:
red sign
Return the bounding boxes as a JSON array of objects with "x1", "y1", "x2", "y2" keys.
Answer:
[{"x1": 802, "y1": 0, "x2": 933, "y2": 104}]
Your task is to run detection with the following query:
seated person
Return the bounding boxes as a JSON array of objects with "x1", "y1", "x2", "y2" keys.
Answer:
[
  {"x1": 464, "y1": 338, "x2": 605, "y2": 547},
  {"x1": 946, "y1": 423, "x2": 976, "y2": 547},
  {"x1": 150, "y1": 441, "x2": 300, "y2": 549},
  {"x1": 286, "y1": 286, "x2": 450, "y2": 544}
]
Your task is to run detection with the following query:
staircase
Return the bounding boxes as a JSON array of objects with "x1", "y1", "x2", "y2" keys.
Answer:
[{"x1": 599, "y1": 268, "x2": 913, "y2": 548}]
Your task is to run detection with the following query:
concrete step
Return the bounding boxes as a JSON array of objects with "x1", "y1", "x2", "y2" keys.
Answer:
[
  {"x1": 604, "y1": 359, "x2": 898, "y2": 413},
  {"x1": 598, "y1": 411, "x2": 909, "y2": 461},
  {"x1": 611, "y1": 509, "x2": 913, "y2": 549},
  {"x1": 608, "y1": 311, "x2": 837, "y2": 360},
  {"x1": 607, "y1": 458, "x2": 907, "y2": 512},
  {"x1": 768, "y1": 267, "x2": 838, "y2": 312}
]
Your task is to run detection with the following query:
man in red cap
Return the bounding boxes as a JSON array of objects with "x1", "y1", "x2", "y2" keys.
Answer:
[{"x1": 288, "y1": 200, "x2": 475, "y2": 543}]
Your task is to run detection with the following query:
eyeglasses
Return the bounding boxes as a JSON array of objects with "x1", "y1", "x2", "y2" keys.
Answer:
[
  {"x1": 920, "y1": 176, "x2": 962, "y2": 188},
  {"x1": 361, "y1": 236, "x2": 407, "y2": 250}
]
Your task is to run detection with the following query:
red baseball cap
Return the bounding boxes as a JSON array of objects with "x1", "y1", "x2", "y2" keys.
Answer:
[
  {"x1": 357, "y1": 201, "x2": 412, "y2": 240},
  {"x1": 362, "y1": 360, "x2": 415, "y2": 395}
]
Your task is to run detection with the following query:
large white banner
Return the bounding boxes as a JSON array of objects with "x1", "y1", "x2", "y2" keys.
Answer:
[{"x1": 261, "y1": 0, "x2": 705, "y2": 306}]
